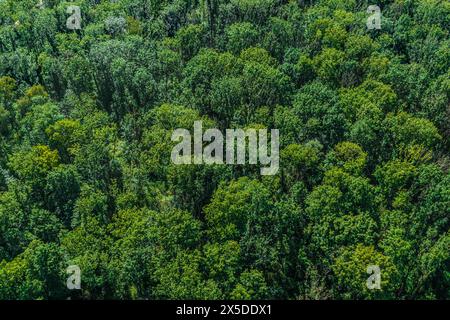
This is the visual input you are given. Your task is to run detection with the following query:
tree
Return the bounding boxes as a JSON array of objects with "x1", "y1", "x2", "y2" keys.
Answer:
[
  {"x1": 0, "y1": 240, "x2": 67, "y2": 300},
  {"x1": 0, "y1": 0, "x2": 448, "y2": 301},
  {"x1": 225, "y1": 22, "x2": 260, "y2": 55},
  {"x1": 332, "y1": 244, "x2": 399, "y2": 299}
]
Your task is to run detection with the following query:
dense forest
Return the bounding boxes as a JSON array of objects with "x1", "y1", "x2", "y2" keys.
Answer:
[{"x1": 0, "y1": 0, "x2": 448, "y2": 300}]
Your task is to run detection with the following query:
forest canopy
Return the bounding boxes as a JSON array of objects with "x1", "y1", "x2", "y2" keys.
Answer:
[{"x1": 0, "y1": 0, "x2": 449, "y2": 300}]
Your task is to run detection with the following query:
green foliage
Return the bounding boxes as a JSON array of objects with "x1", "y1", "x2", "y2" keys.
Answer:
[
  {"x1": 0, "y1": 0, "x2": 448, "y2": 301},
  {"x1": 0, "y1": 240, "x2": 66, "y2": 300},
  {"x1": 332, "y1": 244, "x2": 399, "y2": 299}
]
